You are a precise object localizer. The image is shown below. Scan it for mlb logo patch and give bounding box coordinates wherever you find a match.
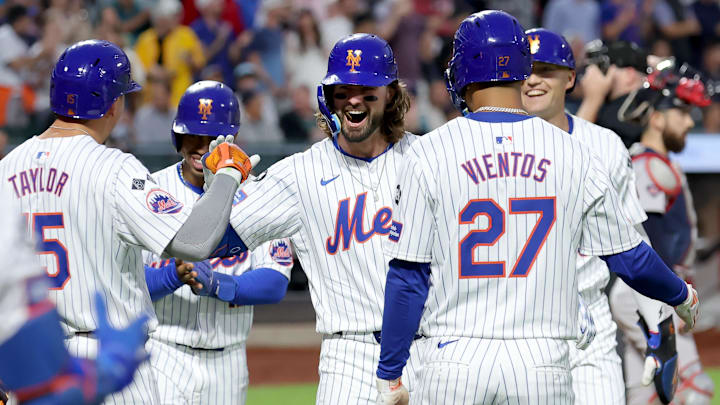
[132,178,145,190]
[269,240,293,266]
[35,151,50,160]
[146,189,184,214]
[389,221,403,242]
[233,190,247,206]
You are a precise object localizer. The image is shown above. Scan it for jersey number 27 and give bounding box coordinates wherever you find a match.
[459,197,555,278]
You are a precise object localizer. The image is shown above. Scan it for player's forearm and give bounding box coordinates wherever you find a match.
[601,241,687,306]
[144,261,184,301]
[575,95,604,123]
[230,268,289,305]
[165,173,238,261]
[377,259,430,381]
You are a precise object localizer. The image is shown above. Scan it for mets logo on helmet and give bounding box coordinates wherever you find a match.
[146,189,184,214]
[528,35,540,54]
[346,50,362,72]
[198,98,213,120]
[270,240,293,266]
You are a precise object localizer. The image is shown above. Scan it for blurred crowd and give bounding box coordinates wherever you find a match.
[0,0,719,156]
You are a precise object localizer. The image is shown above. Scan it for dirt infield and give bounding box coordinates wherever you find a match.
[248,347,320,385]
[248,328,720,385]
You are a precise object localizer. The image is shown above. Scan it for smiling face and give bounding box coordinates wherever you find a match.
[332,84,393,144]
[521,62,575,120]
[179,134,213,186]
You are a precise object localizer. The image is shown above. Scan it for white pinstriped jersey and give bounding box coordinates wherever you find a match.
[0,135,191,336]
[143,163,293,349]
[568,114,647,303]
[0,192,47,344]
[229,134,417,334]
[384,113,642,339]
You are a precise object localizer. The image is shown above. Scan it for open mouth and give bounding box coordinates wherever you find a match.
[344,110,368,128]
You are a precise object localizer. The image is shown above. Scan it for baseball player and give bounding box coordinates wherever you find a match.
[203,33,424,405]
[0,40,256,404]
[141,80,292,405]
[0,191,149,405]
[611,62,715,405]
[374,11,698,405]
[520,28,669,404]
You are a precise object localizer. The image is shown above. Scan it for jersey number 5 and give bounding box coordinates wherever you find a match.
[459,197,555,278]
[25,213,70,289]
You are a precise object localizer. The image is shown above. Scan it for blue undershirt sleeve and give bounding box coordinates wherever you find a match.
[231,268,289,305]
[601,241,688,306]
[144,259,184,301]
[377,259,431,381]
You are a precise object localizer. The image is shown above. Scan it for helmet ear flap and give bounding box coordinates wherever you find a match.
[317,85,341,136]
[444,67,468,115]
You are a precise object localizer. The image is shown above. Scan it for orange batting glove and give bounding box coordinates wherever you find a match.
[201,135,260,187]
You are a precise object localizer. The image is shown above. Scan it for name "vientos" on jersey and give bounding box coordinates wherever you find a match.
[461,152,551,184]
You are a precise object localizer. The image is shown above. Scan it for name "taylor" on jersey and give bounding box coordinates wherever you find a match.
[326,192,392,254]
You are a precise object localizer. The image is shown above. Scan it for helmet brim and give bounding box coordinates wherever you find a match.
[172,120,239,138]
[321,71,395,88]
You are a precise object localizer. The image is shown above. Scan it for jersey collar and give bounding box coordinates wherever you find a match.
[331,135,394,163]
[176,162,204,195]
[566,113,574,134]
[465,111,534,123]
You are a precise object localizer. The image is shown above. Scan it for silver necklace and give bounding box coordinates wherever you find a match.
[49,125,92,137]
[342,151,389,202]
[473,106,529,115]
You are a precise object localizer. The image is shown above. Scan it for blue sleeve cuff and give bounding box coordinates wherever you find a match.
[145,259,184,301]
[601,241,687,306]
[210,224,248,258]
[377,259,430,381]
[232,268,289,305]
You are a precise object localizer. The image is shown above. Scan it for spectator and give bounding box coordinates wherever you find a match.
[543,0,601,45]
[245,0,289,90]
[190,0,244,88]
[0,5,57,128]
[378,0,425,88]
[652,0,701,65]
[285,8,325,105]
[701,41,720,132]
[234,61,279,127]
[135,0,206,106]
[279,85,322,142]
[44,0,92,46]
[238,89,283,143]
[180,0,243,35]
[601,0,653,46]
[321,0,356,51]
[649,37,673,58]
[693,0,720,49]
[101,0,150,45]
[132,69,176,151]
[484,0,537,30]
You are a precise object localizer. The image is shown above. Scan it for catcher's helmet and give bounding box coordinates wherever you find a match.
[50,40,141,119]
[172,80,241,152]
[619,61,712,124]
[445,10,531,111]
[526,28,576,92]
[317,33,398,136]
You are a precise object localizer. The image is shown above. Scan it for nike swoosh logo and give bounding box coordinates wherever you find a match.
[437,339,459,349]
[320,174,340,186]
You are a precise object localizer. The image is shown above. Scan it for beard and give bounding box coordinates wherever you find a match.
[340,109,384,143]
[662,129,686,153]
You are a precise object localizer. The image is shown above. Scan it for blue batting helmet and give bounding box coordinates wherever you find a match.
[526,28,576,92]
[50,40,141,119]
[445,10,531,111]
[172,80,241,152]
[317,33,398,136]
